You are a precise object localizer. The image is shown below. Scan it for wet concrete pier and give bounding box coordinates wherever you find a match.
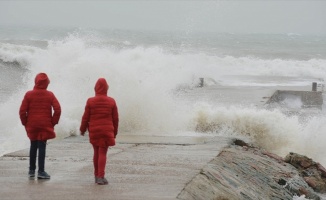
[0,135,232,200]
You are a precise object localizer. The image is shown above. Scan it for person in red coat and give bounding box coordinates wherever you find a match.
[19,73,61,179]
[80,78,119,185]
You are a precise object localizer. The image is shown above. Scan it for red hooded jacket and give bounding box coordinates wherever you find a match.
[80,78,119,147]
[19,73,61,141]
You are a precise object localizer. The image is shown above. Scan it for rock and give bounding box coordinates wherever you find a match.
[262,150,284,163]
[317,163,326,177]
[284,152,326,193]
[232,139,250,147]
[178,142,320,200]
[309,177,326,193]
[284,152,314,169]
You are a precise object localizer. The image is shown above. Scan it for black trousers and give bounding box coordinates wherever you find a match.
[29,140,47,172]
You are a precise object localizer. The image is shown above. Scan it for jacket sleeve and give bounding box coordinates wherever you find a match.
[51,94,61,126]
[19,93,29,126]
[112,100,119,137]
[80,100,90,133]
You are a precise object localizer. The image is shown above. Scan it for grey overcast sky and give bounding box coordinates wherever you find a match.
[0,1,326,35]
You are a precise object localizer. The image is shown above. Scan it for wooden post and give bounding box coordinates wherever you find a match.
[199,78,204,87]
[312,82,317,91]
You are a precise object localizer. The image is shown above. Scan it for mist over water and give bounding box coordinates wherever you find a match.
[1,29,326,168]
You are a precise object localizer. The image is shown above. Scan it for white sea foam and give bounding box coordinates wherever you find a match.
[191,103,326,164]
[1,34,326,167]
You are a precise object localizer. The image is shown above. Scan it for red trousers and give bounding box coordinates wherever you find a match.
[92,145,109,178]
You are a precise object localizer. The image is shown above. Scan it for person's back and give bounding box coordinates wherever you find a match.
[80,78,119,185]
[22,87,60,139]
[19,73,61,179]
[86,95,117,143]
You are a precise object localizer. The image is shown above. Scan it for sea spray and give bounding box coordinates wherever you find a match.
[191,103,302,155]
[191,102,326,166]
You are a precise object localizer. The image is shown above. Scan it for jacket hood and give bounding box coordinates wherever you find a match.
[34,73,50,89]
[95,78,108,95]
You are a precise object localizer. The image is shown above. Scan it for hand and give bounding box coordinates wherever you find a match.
[80,132,85,136]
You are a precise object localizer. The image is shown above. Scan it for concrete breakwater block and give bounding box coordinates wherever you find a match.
[266,90,323,110]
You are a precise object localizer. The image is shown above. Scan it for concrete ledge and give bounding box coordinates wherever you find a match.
[266,90,323,109]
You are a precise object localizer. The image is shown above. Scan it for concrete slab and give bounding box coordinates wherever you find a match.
[266,90,323,109]
[0,135,233,200]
